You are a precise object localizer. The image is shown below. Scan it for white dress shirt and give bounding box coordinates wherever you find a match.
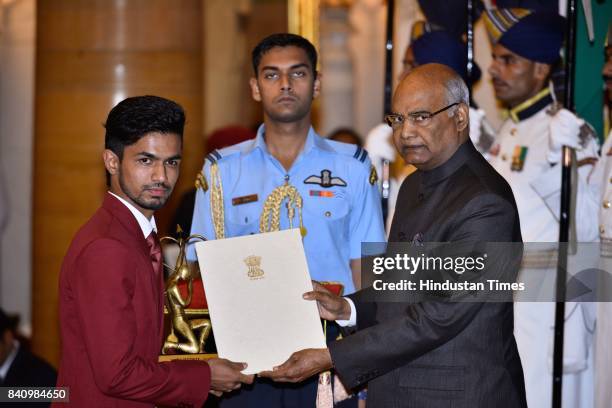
[108,192,157,239]
[0,340,19,381]
[336,298,357,327]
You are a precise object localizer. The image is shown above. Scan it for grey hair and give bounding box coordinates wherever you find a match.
[444,75,469,116]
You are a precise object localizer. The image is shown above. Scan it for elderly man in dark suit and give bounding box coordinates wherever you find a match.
[260,64,527,407]
[55,96,253,407]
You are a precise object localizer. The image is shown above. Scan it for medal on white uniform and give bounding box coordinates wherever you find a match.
[511,145,528,171]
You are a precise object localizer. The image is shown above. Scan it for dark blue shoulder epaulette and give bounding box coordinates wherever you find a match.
[352,146,368,163]
[205,149,222,164]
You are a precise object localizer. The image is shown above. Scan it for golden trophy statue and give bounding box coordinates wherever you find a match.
[158,226,216,362]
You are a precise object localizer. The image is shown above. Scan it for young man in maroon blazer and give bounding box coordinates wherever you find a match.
[55,95,253,407]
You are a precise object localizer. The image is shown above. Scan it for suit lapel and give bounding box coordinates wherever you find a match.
[102,193,149,254]
[103,193,165,342]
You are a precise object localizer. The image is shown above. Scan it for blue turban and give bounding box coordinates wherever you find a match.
[484,9,566,64]
[411,30,482,84]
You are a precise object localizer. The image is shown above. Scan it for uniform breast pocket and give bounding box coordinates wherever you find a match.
[303,195,350,238]
[225,203,261,236]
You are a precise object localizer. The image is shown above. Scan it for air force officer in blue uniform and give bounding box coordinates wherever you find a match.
[188,33,385,407]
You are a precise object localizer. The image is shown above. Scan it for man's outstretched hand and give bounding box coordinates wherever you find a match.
[259,348,333,383]
[208,358,254,395]
[303,281,351,321]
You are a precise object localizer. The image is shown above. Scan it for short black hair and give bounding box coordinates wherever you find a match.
[104,95,185,185]
[0,308,18,334]
[252,33,318,76]
[328,127,363,147]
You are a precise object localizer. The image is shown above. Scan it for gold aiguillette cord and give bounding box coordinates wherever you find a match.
[259,181,306,237]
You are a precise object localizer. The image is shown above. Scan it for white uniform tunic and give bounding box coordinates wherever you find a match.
[591,130,612,408]
[489,91,599,408]
[596,132,612,248]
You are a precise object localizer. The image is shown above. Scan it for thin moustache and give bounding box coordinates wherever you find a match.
[145,185,170,192]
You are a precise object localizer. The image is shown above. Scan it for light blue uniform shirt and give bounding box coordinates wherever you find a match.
[188,125,386,294]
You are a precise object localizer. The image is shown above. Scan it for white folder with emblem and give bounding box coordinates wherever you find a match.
[194,228,326,374]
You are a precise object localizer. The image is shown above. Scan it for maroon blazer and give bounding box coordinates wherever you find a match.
[55,193,210,407]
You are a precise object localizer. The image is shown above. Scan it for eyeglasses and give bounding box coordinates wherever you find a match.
[385,102,460,129]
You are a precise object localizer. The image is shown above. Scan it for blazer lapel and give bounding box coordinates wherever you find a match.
[103,193,165,342]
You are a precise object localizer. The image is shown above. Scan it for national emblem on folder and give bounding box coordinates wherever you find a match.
[244,255,265,280]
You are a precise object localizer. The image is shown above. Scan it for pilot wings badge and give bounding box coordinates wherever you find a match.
[303,169,347,188]
[244,255,265,280]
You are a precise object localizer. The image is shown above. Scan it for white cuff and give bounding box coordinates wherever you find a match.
[336,297,357,327]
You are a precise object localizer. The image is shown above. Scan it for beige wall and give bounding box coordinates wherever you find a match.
[203,0,288,138]
[203,0,251,134]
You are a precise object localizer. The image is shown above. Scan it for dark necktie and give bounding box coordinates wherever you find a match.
[146,231,165,337]
[146,231,162,275]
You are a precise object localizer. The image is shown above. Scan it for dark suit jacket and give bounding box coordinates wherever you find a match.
[329,141,527,408]
[55,193,210,408]
[1,345,57,407]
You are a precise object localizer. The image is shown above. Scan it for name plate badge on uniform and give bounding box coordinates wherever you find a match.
[194,229,326,374]
[232,194,259,206]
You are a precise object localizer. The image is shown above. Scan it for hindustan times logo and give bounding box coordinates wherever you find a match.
[372,253,487,275]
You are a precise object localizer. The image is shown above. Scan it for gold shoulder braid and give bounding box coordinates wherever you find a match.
[209,162,225,239]
[259,182,307,237]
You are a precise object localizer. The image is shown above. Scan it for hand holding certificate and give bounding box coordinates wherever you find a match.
[195,229,327,375]
[259,282,349,383]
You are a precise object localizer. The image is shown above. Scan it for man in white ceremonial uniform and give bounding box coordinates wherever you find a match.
[591,25,612,408]
[484,8,600,408]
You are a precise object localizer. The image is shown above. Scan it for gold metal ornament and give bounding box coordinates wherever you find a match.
[159,226,213,359]
[369,165,378,185]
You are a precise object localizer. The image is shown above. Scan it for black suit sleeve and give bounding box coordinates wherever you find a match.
[329,193,520,389]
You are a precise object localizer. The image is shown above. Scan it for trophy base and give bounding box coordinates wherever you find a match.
[158,353,217,362]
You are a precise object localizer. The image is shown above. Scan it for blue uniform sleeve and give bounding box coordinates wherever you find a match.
[349,156,386,259]
[187,159,216,261]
